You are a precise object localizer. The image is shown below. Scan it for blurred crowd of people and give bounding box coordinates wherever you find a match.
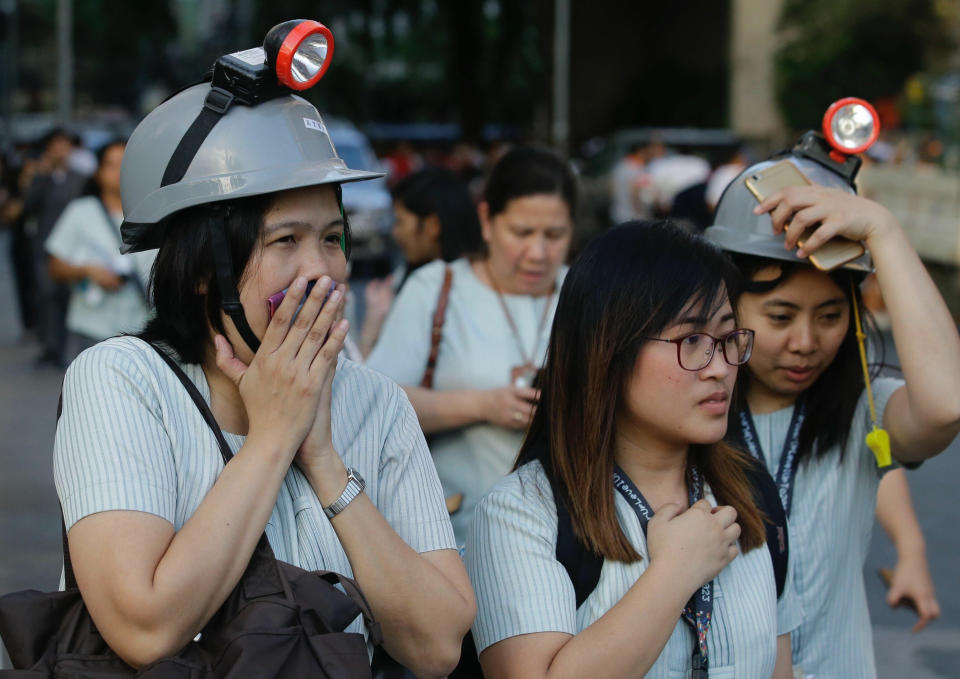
[0,130,152,368]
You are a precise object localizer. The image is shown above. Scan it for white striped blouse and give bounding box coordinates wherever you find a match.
[53,336,457,639]
[466,460,802,678]
[750,376,902,679]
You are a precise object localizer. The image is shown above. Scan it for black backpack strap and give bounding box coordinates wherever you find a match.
[554,496,603,609]
[554,457,788,606]
[531,434,604,609]
[743,459,789,599]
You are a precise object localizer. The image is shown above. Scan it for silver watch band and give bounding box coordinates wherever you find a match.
[323,467,365,519]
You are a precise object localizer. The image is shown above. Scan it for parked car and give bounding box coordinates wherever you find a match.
[325,118,396,279]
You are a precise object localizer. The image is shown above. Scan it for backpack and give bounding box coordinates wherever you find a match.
[551,456,789,608]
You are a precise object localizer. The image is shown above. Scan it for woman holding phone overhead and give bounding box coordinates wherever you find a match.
[704,133,960,678]
[367,146,575,544]
[466,221,799,679]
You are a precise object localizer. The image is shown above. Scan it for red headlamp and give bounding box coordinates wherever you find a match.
[822,97,880,156]
[265,20,335,91]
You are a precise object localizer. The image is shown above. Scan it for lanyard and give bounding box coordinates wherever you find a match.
[613,464,712,679]
[736,398,806,516]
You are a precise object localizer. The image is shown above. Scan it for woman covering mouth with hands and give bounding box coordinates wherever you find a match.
[52,74,474,677]
[465,221,800,679]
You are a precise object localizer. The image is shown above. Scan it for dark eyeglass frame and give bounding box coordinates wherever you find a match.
[644,328,755,371]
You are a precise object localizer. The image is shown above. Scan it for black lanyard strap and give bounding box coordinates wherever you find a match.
[737,398,806,516]
[613,464,712,679]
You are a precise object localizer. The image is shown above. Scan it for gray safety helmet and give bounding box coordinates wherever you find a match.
[119,82,383,253]
[704,154,872,272]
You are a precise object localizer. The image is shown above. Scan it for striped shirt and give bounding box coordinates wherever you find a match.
[749,377,902,679]
[367,257,565,545]
[53,336,456,639]
[466,460,802,678]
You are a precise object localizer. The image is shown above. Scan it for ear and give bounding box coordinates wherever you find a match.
[478,201,492,244]
[423,213,441,243]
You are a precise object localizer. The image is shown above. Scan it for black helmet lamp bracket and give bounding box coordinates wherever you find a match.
[791,131,862,190]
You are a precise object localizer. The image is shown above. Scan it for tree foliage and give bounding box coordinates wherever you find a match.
[774,0,952,129]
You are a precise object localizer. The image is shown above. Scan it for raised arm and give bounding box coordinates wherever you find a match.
[757,187,960,461]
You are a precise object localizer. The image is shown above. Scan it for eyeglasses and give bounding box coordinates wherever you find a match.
[644,329,755,371]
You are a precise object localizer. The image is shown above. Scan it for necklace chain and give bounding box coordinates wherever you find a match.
[483,259,554,367]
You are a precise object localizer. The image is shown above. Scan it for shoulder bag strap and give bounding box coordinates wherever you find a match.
[420,265,453,389]
[56,392,80,590]
[146,342,234,466]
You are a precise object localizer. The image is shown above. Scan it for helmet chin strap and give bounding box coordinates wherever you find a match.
[209,210,262,355]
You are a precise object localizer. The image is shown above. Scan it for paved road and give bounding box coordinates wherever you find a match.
[1,337,958,674]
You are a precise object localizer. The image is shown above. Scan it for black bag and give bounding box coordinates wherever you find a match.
[0,342,380,678]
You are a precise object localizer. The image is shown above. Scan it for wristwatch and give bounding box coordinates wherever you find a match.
[323,467,365,519]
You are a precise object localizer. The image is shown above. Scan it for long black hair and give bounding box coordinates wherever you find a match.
[516,220,765,561]
[391,167,483,262]
[726,255,883,463]
[137,196,271,364]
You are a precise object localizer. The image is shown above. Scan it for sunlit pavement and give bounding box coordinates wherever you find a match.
[0,337,957,675]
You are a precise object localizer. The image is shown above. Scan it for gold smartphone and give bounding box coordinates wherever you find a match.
[744,160,865,271]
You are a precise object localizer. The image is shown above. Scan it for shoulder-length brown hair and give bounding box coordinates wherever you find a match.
[516,221,765,562]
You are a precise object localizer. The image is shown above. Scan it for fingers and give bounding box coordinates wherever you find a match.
[301,285,345,362]
[513,386,540,403]
[285,276,338,356]
[652,502,683,521]
[912,596,941,633]
[690,498,713,513]
[711,504,738,528]
[309,317,349,375]
[214,334,248,385]
[260,276,308,352]
[794,218,843,257]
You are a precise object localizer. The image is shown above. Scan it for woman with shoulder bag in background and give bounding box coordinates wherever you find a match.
[367,146,575,545]
[353,166,483,360]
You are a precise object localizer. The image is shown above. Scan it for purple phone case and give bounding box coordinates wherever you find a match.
[266,280,337,323]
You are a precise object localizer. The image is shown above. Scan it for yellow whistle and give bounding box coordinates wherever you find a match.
[866,427,892,468]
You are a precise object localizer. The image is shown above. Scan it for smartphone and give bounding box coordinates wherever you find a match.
[744,160,865,272]
[266,280,336,323]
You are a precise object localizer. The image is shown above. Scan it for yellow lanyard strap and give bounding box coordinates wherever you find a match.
[851,279,892,468]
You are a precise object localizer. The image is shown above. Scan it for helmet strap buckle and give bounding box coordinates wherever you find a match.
[204,87,235,115]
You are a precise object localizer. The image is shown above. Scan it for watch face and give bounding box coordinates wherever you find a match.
[348,467,365,487]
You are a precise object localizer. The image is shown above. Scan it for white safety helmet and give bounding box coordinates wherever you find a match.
[119,19,384,352]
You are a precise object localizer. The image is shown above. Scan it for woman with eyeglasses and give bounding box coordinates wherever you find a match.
[465,221,799,679]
